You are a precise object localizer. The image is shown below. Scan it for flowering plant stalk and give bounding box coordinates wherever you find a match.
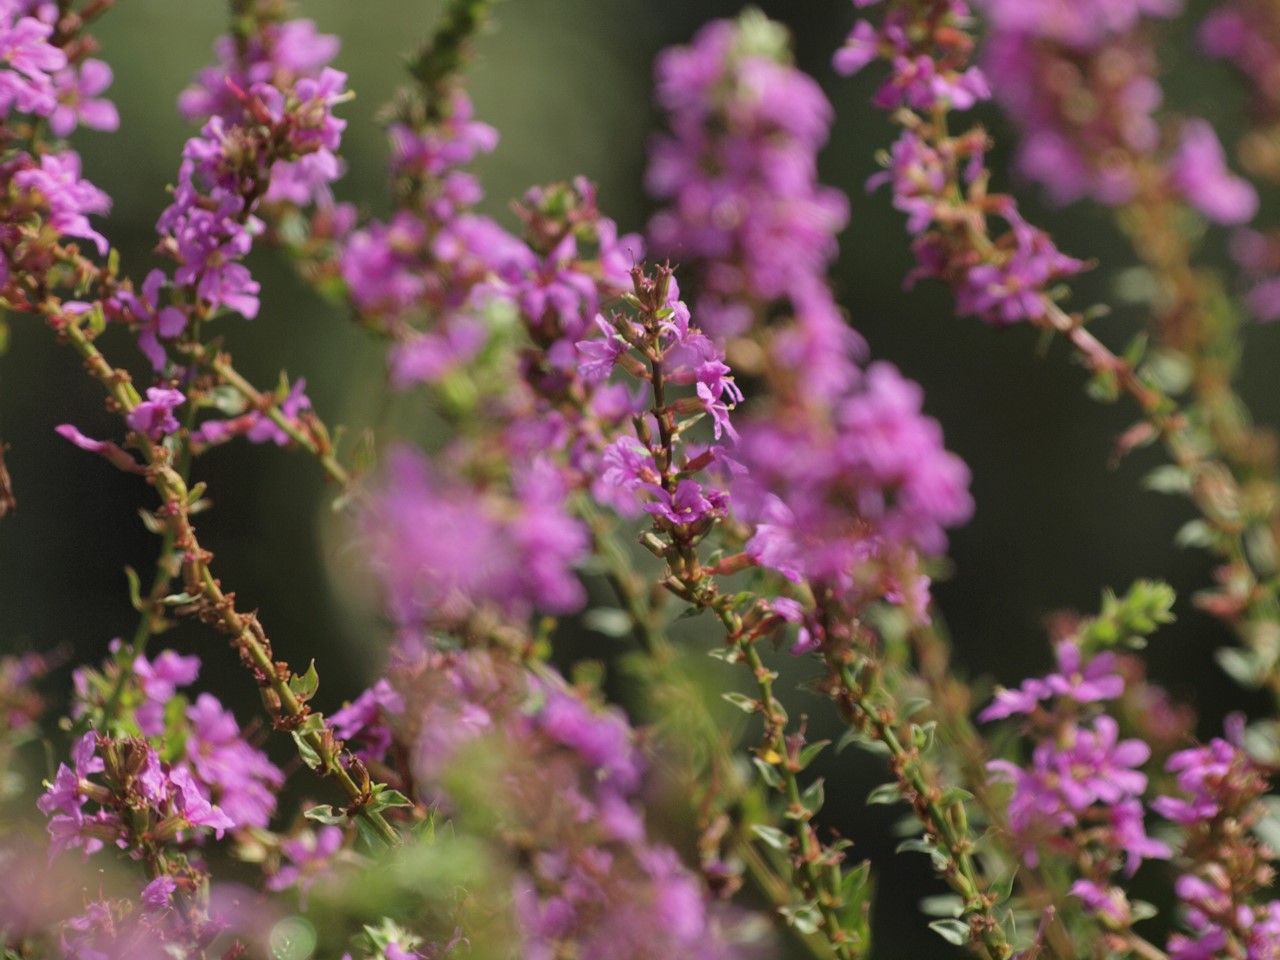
[8,1,1280,958]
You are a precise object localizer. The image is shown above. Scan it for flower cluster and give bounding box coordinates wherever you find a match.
[60,648,283,846]
[1200,1,1280,127]
[645,13,850,341]
[361,447,589,630]
[644,15,972,626]
[836,4,1089,327]
[983,636,1170,893]
[732,362,972,622]
[332,639,739,960]
[38,730,235,860]
[573,266,739,533]
[102,17,347,377]
[1152,716,1280,958]
[975,0,1259,223]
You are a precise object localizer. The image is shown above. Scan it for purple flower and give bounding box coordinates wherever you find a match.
[362,447,588,628]
[13,150,111,254]
[266,825,343,908]
[948,215,1087,326]
[644,478,727,528]
[113,269,188,369]
[342,215,428,312]
[536,687,643,795]
[979,640,1124,720]
[125,387,185,441]
[185,693,283,831]
[244,378,311,446]
[0,4,64,117]
[133,648,200,736]
[1070,879,1131,925]
[647,15,850,340]
[330,678,404,763]
[1152,714,1268,825]
[49,58,119,136]
[1108,797,1170,875]
[575,314,629,382]
[734,362,972,611]
[593,436,659,517]
[1168,119,1259,226]
[178,17,340,125]
[976,0,1181,49]
[1052,716,1149,811]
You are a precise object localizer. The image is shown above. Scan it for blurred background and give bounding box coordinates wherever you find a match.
[0,0,1269,954]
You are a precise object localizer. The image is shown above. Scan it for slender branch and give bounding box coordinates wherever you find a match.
[48,309,399,847]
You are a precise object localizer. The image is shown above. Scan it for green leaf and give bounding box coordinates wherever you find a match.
[1130,900,1158,923]
[928,918,970,946]
[751,824,792,852]
[1143,465,1190,495]
[354,813,392,855]
[1176,519,1213,548]
[988,867,1018,905]
[186,482,208,506]
[288,660,320,703]
[866,782,903,806]
[911,721,937,752]
[836,726,869,754]
[368,786,413,814]
[897,837,949,871]
[779,903,823,936]
[124,566,144,612]
[1086,368,1119,403]
[800,777,825,815]
[722,691,759,714]
[161,591,200,606]
[899,697,931,720]
[939,786,974,806]
[857,736,893,757]
[751,757,782,789]
[796,739,831,771]
[582,608,633,638]
[303,804,346,825]
[1216,646,1263,688]
[291,729,323,770]
[919,894,964,918]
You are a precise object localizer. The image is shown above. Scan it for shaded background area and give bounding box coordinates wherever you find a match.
[0,0,1271,955]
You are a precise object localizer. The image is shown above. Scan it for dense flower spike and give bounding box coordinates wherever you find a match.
[1201,1,1280,154]
[975,0,1261,223]
[836,6,1089,327]
[733,362,971,619]
[646,13,850,340]
[361,446,588,629]
[336,639,740,960]
[973,0,1177,206]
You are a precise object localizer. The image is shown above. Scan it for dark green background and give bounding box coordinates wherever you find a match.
[0,1,1269,954]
